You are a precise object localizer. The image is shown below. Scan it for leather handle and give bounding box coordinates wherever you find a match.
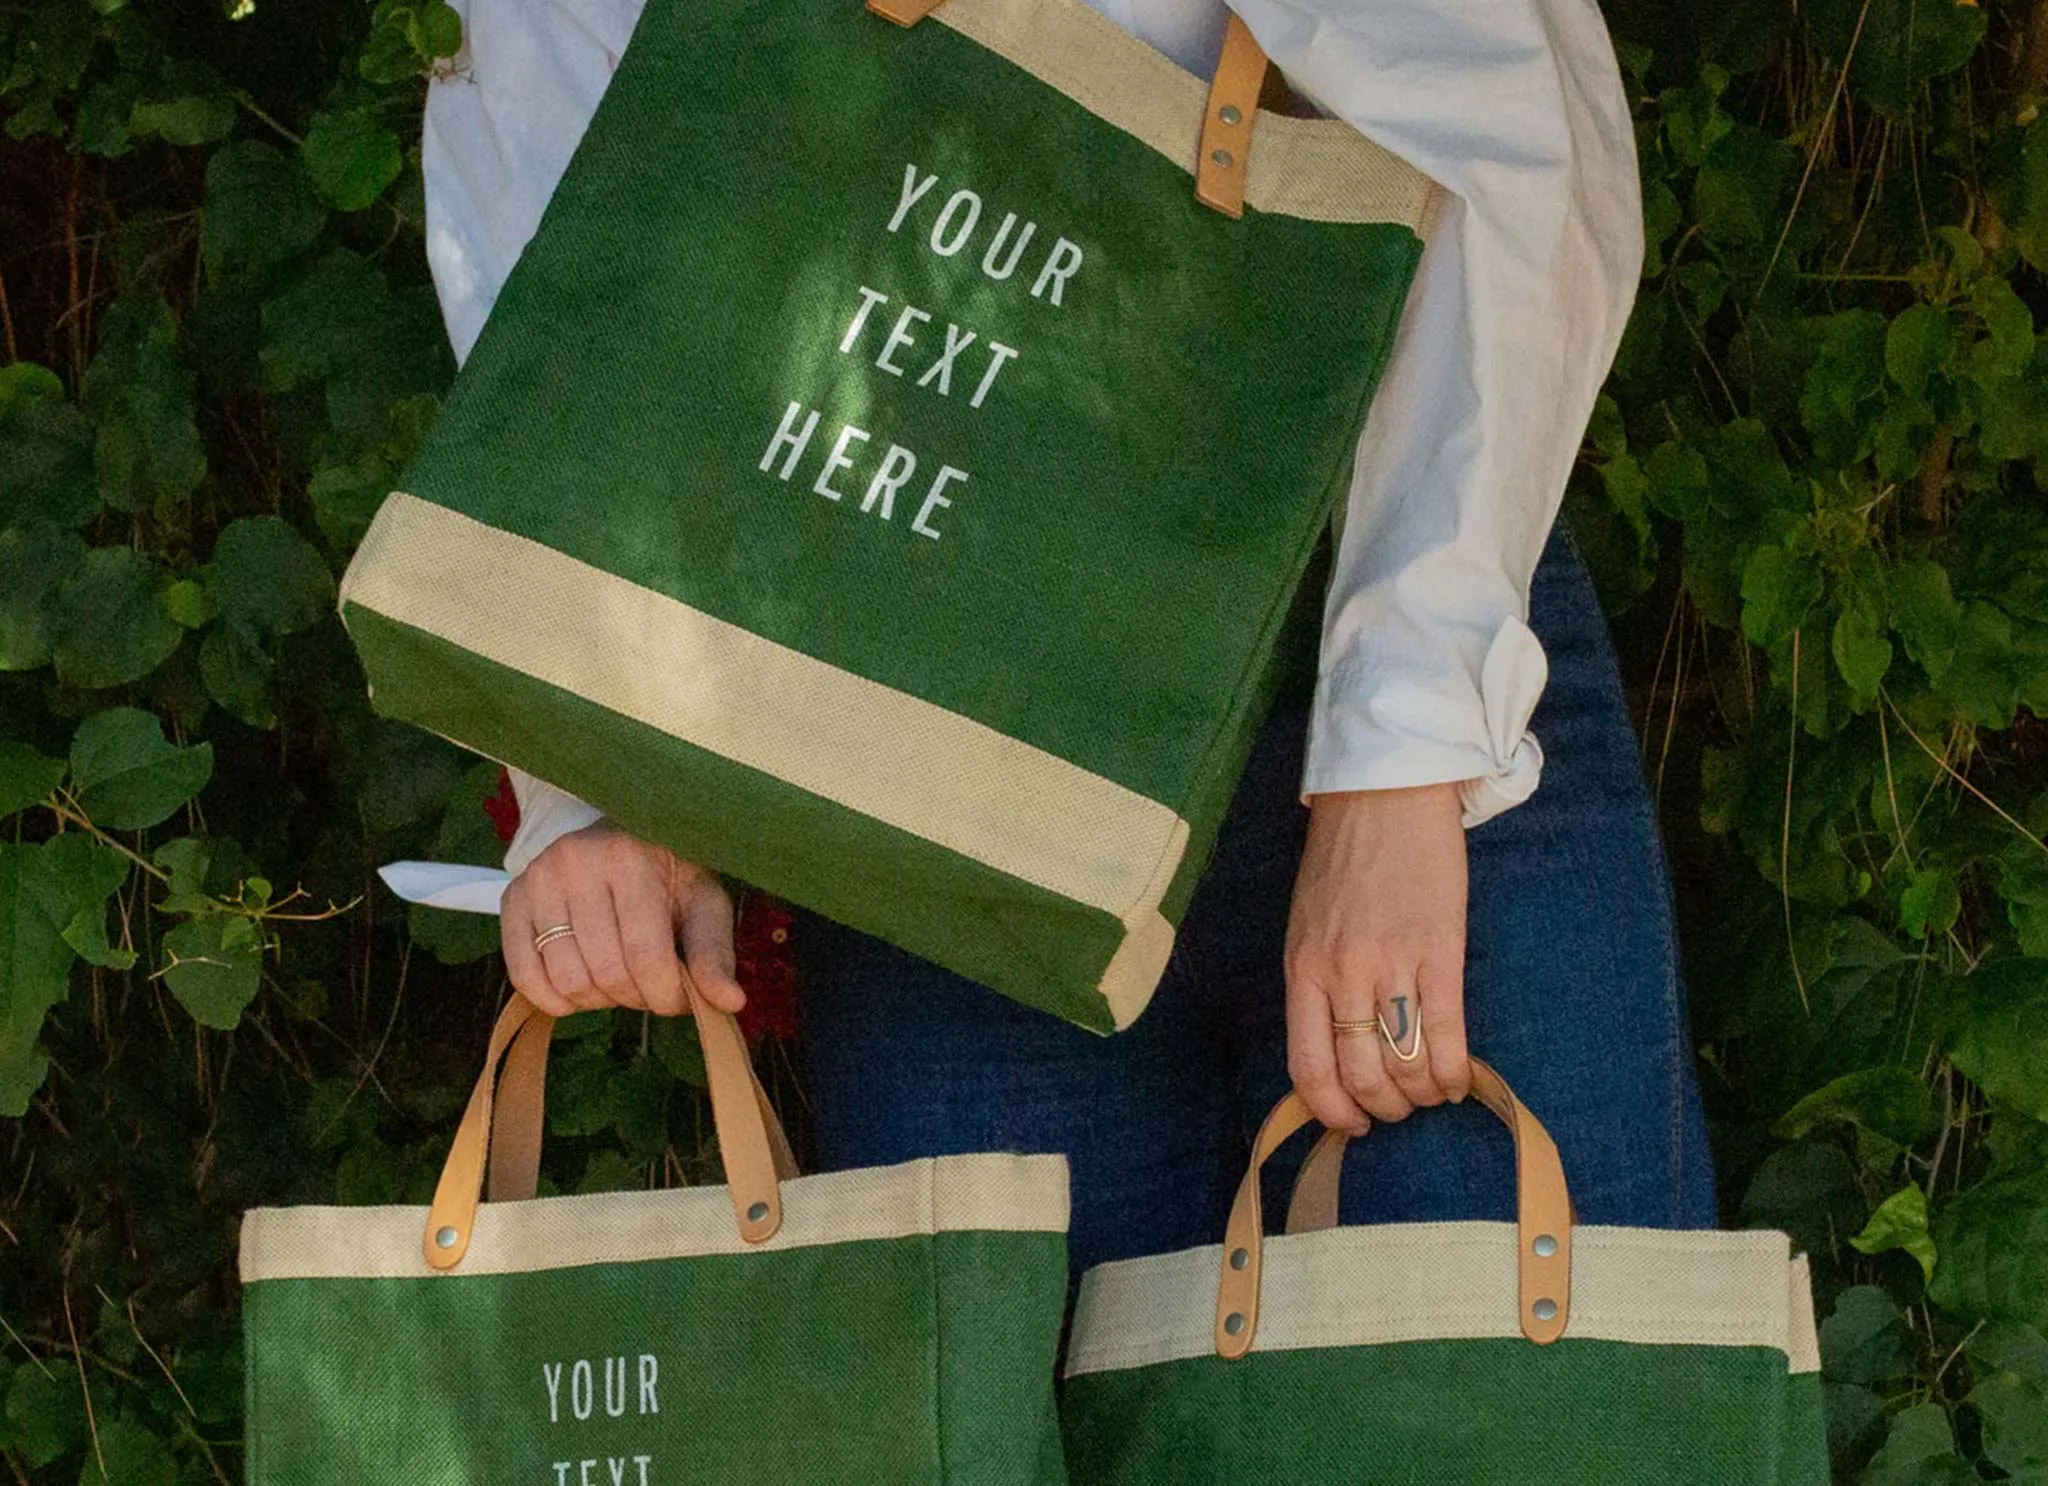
[1214,1060,1575,1358]
[423,981,796,1271]
[865,0,1268,216]
[1194,15,1268,217]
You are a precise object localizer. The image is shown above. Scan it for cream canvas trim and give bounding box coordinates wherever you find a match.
[1064,1222,1822,1378]
[341,496,1187,991]
[241,1153,1067,1282]
[931,0,1441,229]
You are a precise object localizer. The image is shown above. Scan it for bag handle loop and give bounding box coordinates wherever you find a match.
[1213,1060,1574,1359]
[422,978,797,1271]
[865,0,1269,216]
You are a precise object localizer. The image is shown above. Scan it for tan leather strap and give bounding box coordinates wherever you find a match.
[482,1006,797,1205]
[424,995,544,1269]
[1216,1060,1575,1357]
[1194,15,1269,218]
[486,1005,554,1202]
[423,985,793,1269]
[865,0,1268,216]
[867,0,947,25]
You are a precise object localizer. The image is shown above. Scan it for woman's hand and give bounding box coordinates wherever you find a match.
[498,823,746,1019]
[1284,782,1472,1133]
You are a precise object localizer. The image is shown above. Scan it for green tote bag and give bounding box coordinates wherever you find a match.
[337,0,1438,1033]
[239,989,1071,1484]
[1060,1064,1829,1485]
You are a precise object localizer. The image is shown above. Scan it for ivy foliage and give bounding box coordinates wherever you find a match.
[0,0,2046,1481]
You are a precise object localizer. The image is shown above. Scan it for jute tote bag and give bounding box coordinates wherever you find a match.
[336,0,1439,1033]
[239,990,1071,1484]
[1061,1064,1829,1484]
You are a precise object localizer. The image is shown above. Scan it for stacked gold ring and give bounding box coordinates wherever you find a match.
[1331,1017,1381,1038]
[532,923,576,952]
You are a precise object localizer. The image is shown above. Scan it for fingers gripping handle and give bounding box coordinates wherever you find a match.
[1214,1060,1574,1358]
[422,984,793,1271]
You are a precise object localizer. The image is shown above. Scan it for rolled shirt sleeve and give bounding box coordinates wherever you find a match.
[1231,0,1643,826]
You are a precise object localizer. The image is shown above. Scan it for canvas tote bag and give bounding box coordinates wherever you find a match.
[336,0,1440,1033]
[1060,1063,1829,1484]
[239,987,1071,1483]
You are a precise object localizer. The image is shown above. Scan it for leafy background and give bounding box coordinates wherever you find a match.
[2,0,2046,1479]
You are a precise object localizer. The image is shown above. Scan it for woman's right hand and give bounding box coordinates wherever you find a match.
[498,823,747,1019]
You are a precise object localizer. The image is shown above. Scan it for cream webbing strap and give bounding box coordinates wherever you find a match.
[1214,1060,1576,1357]
[865,0,1270,216]
[423,989,796,1271]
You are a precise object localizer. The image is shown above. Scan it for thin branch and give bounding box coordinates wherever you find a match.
[1881,689,2048,854]
[60,1289,105,1482]
[1783,630,1811,1013]
[1759,0,1874,303]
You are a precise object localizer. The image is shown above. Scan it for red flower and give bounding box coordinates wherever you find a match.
[484,767,521,844]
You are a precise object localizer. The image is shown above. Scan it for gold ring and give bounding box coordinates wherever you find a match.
[1382,1020,1426,1063]
[1331,1017,1380,1038]
[533,923,576,952]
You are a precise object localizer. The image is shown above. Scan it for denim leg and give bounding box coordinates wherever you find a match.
[1230,529,1718,1229]
[793,915,1233,1276]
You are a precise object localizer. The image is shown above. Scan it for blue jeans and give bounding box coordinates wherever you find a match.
[794,530,1716,1276]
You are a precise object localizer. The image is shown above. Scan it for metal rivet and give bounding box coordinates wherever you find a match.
[434,1226,459,1249]
[747,1201,770,1224]
[1223,1312,1246,1336]
[1533,1233,1558,1258]
[1229,1247,1250,1271]
[1218,104,1242,126]
[1210,148,1234,168]
[1532,1298,1558,1322]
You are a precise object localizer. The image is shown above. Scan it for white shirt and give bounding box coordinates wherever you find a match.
[418,0,1641,876]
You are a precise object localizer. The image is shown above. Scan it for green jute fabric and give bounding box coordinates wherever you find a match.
[339,0,1427,1029]
[242,1226,1069,1484]
[1060,1337,1829,1485]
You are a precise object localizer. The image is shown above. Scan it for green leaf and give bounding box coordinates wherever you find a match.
[152,837,211,915]
[160,576,215,630]
[212,515,335,638]
[1940,601,2021,728]
[3,1359,86,1469]
[1801,310,1887,465]
[302,110,403,211]
[202,141,327,281]
[50,548,184,689]
[649,1014,708,1087]
[1972,1366,2048,1476]
[407,761,505,963]
[547,1033,620,1137]
[360,0,463,83]
[1742,541,1823,648]
[0,374,98,529]
[1831,604,1892,709]
[1808,0,1986,118]
[1693,124,1793,247]
[32,835,132,972]
[80,297,207,512]
[2003,858,2048,960]
[1890,560,1960,682]
[1885,303,1953,398]
[160,915,262,1029]
[0,843,77,1117]
[1949,960,2048,1123]
[1742,1141,1869,1258]
[1850,1184,1938,1282]
[1930,1165,2048,1329]
[1819,1285,1911,1385]
[1970,277,2035,383]
[1899,865,1961,942]
[1857,1403,1973,1485]
[75,1411,177,1484]
[0,742,64,819]
[199,621,276,728]
[0,524,86,671]
[1776,1067,1934,1146]
[128,93,235,147]
[70,707,213,831]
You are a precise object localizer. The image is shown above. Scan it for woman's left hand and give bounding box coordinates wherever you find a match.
[1284,781,1473,1133]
